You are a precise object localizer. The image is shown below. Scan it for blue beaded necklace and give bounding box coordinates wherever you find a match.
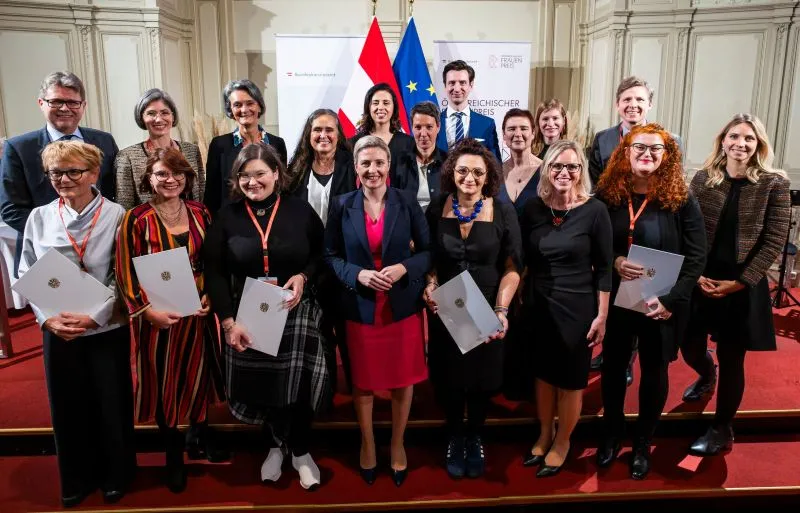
[452,194,484,223]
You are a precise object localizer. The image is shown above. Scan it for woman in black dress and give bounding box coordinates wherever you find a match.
[348,83,414,179]
[594,124,706,480]
[520,140,613,477]
[681,114,790,454]
[424,138,523,480]
[204,143,330,490]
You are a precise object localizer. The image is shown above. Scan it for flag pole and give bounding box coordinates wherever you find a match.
[372,0,377,16]
[409,0,414,16]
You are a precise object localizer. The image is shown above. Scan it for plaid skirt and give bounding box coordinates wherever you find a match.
[225,296,331,425]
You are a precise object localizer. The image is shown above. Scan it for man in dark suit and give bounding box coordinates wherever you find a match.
[436,60,501,162]
[588,76,683,186]
[0,71,118,275]
[392,101,447,210]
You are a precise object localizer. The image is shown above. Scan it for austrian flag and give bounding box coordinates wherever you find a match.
[338,18,410,137]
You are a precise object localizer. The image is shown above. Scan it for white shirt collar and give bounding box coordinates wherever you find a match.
[46,124,84,143]
[446,105,471,120]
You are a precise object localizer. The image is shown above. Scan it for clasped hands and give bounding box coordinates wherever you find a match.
[357,264,407,291]
[698,276,744,298]
[44,312,99,341]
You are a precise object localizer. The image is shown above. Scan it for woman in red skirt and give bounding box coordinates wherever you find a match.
[325,135,431,487]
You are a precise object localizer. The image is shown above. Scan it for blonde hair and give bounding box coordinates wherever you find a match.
[702,113,787,187]
[41,140,103,172]
[537,139,592,204]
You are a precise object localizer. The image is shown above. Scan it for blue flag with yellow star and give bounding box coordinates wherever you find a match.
[392,17,438,129]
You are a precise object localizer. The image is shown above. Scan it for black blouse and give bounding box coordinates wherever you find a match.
[706,176,747,280]
[204,193,324,320]
[521,197,613,295]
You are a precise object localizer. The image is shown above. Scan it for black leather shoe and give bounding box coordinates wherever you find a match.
[626,363,634,387]
[166,434,188,493]
[187,424,231,463]
[102,489,125,504]
[590,353,603,371]
[682,367,718,402]
[391,468,408,487]
[522,448,546,467]
[359,466,377,485]
[166,463,188,493]
[445,436,466,479]
[465,435,486,478]
[630,441,651,480]
[536,446,570,478]
[689,425,733,455]
[596,437,621,468]
[61,491,90,508]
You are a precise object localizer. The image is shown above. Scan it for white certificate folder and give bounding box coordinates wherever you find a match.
[12,248,113,319]
[235,277,292,356]
[614,245,685,313]
[132,247,201,317]
[431,270,502,354]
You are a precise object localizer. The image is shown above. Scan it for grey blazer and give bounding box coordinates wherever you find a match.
[588,123,684,187]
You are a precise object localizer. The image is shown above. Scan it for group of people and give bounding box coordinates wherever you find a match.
[0,61,789,507]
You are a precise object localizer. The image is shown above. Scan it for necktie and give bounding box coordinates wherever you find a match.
[454,112,465,143]
[58,134,76,142]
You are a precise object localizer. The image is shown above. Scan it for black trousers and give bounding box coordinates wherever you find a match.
[601,308,670,441]
[43,326,136,496]
[681,320,747,428]
[439,388,493,438]
[263,402,315,456]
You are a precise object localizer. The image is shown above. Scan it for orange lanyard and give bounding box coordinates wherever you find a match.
[245,196,281,276]
[58,197,105,272]
[627,197,648,250]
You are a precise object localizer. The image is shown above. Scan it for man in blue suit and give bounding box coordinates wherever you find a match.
[0,71,118,275]
[436,60,502,162]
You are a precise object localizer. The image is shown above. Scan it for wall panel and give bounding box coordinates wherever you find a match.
[0,30,70,137]
[102,33,144,148]
[629,35,666,126]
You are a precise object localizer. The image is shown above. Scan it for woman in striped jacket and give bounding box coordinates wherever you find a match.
[115,148,226,493]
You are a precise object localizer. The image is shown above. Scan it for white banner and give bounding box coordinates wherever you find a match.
[433,41,532,161]
[275,35,365,159]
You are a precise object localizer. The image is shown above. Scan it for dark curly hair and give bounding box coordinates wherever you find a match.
[595,123,687,212]
[440,138,501,198]
[356,83,403,135]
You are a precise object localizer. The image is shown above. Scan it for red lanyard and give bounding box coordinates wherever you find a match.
[245,196,281,275]
[58,197,105,272]
[627,197,649,250]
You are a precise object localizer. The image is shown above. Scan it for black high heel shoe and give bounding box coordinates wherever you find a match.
[522,446,549,467]
[359,466,377,485]
[390,467,408,487]
[536,445,571,478]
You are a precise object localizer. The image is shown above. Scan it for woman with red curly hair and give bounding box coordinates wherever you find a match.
[594,124,706,480]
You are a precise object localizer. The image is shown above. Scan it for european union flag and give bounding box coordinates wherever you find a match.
[393,17,438,128]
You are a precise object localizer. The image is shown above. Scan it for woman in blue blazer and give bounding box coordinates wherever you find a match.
[324,136,431,487]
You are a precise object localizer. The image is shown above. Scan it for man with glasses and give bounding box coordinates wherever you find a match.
[0,71,118,275]
[587,76,683,380]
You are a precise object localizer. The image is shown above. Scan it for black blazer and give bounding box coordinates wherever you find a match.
[391,148,447,206]
[203,131,287,215]
[291,149,356,202]
[602,193,707,359]
[324,187,431,323]
[0,126,118,274]
[349,131,415,180]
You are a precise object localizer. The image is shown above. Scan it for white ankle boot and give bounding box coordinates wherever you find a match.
[260,447,286,482]
[292,453,321,490]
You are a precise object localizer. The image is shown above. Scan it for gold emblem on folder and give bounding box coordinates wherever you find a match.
[48,278,60,289]
[646,268,656,279]
[161,271,171,282]
[454,298,465,308]
[260,302,270,313]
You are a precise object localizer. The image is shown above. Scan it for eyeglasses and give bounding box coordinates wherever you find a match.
[47,168,87,181]
[43,98,84,110]
[454,166,487,179]
[630,143,665,155]
[152,171,186,182]
[143,109,173,119]
[237,171,272,181]
[549,163,582,174]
